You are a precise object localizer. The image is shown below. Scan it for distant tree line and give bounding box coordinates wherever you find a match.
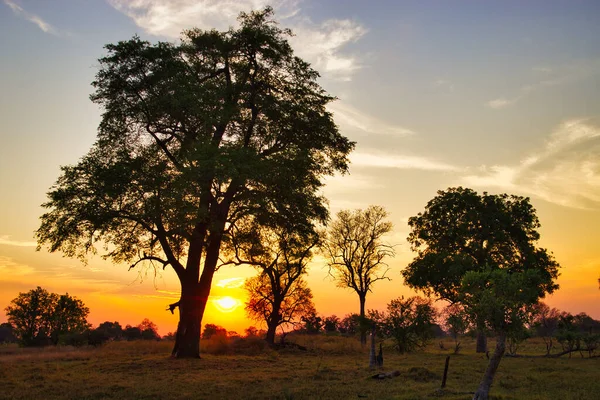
[2,287,160,347]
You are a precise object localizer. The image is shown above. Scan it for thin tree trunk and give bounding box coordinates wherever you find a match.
[369,325,377,368]
[359,294,367,346]
[472,334,506,400]
[476,329,487,353]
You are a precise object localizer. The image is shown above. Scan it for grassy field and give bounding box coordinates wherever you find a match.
[0,336,598,400]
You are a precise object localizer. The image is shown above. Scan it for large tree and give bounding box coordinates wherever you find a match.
[323,205,395,345]
[402,187,555,352]
[36,8,354,358]
[402,187,559,399]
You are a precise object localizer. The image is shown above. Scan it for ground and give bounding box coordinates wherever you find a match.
[0,336,598,399]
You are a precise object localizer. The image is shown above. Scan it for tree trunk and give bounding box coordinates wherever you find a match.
[369,325,377,368]
[476,329,487,353]
[472,334,506,400]
[359,294,367,346]
[265,303,281,346]
[171,282,209,358]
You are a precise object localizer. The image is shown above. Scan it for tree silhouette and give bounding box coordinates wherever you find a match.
[35,7,353,358]
[323,205,394,345]
[5,287,89,346]
[226,218,319,345]
[402,187,559,400]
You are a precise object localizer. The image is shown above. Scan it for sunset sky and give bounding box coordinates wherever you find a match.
[1,0,599,336]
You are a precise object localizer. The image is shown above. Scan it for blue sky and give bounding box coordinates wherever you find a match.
[1,0,599,333]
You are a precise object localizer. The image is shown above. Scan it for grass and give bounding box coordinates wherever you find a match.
[0,336,598,400]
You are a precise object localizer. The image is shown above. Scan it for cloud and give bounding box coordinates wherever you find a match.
[487,98,514,109]
[0,256,36,276]
[289,18,366,80]
[461,119,600,208]
[486,60,600,110]
[0,235,36,247]
[351,152,462,172]
[328,102,415,136]
[107,0,366,80]
[215,277,246,289]
[4,0,59,35]
[432,79,455,92]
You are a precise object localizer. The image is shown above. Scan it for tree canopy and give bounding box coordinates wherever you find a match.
[5,287,89,346]
[403,187,558,303]
[402,187,560,400]
[35,7,353,358]
[323,205,395,344]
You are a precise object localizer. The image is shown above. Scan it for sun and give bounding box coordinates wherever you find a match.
[214,296,241,313]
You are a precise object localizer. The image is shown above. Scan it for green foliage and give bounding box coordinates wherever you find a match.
[34,7,354,356]
[403,187,560,303]
[556,312,600,357]
[531,302,560,355]
[443,304,471,353]
[5,287,89,346]
[36,6,353,271]
[371,296,437,353]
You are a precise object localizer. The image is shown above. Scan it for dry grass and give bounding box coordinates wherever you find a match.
[0,336,598,400]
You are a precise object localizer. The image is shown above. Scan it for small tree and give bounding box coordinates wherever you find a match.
[51,294,90,345]
[460,269,558,400]
[531,302,560,355]
[338,314,361,335]
[123,325,143,341]
[138,318,160,340]
[245,275,315,344]
[323,205,395,345]
[443,304,470,354]
[202,324,227,339]
[378,296,437,353]
[301,312,323,334]
[324,315,340,333]
[227,219,319,345]
[5,287,89,346]
[0,322,17,344]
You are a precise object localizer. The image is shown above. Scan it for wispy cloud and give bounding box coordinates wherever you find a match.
[351,152,462,172]
[289,18,366,80]
[4,0,59,35]
[432,79,455,92]
[0,256,36,276]
[486,60,600,110]
[0,235,36,247]
[461,119,600,208]
[328,102,415,136]
[107,0,366,80]
[487,98,514,109]
[215,277,246,289]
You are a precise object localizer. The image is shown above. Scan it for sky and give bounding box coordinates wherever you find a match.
[1,0,599,335]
